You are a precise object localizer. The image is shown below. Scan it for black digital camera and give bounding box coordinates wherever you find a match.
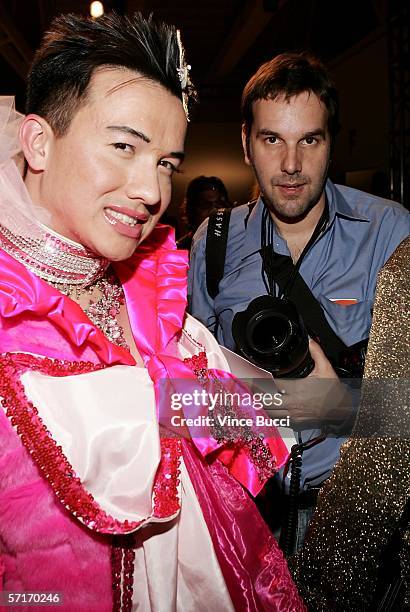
[232,295,367,379]
[232,295,314,378]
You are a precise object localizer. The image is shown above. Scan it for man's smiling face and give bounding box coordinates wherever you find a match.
[24,67,187,261]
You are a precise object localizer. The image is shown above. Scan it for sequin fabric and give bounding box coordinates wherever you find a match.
[0,222,129,350]
[77,272,129,351]
[52,270,130,351]
[184,350,277,484]
[0,352,182,532]
[291,237,410,610]
[111,536,136,612]
[153,439,182,517]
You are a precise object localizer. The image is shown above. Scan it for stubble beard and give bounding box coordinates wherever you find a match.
[258,173,328,222]
[264,188,318,221]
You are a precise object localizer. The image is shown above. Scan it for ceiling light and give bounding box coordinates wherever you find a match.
[90,1,104,18]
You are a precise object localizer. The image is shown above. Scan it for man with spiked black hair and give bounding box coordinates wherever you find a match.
[0,12,305,612]
[26,12,196,135]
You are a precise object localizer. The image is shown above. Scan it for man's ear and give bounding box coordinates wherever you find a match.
[241,124,251,166]
[19,114,54,172]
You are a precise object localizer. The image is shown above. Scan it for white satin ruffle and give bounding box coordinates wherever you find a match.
[19,314,230,525]
[178,313,230,368]
[133,459,234,612]
[21,364,162,524]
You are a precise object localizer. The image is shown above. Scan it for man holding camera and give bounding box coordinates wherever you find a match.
[187,52,410,550]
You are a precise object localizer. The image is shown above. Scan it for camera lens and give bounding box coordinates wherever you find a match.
[232,295,314,378]
[246,311,291,354]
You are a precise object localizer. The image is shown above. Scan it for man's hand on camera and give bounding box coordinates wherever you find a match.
[272,339,354,431]
[307,338,339,379]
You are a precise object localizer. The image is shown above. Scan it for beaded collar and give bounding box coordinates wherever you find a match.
[0,221,109,288]
[0,222,132,350]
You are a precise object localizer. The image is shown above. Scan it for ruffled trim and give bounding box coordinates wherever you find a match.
[183,351,287,496]
[0,352,182,535]
[115,224,189,359]
[0,248,133,365]
[0,226,286,499]
[0,225,188,365]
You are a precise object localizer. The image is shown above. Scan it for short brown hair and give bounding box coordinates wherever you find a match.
[242,52,339,144]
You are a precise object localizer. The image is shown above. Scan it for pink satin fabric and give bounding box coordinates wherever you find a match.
[183,442,306,611]
[0,224,287,495]
[0,224,304,609]
[0,225,185,366]
[0,251,133,366]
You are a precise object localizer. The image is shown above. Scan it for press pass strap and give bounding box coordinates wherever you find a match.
[205,208,231,299]
[279,443,303,557]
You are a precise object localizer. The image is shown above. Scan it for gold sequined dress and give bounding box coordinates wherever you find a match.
[291,236,410,610]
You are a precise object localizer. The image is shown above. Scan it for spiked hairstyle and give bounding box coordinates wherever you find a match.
[26,12,196,135]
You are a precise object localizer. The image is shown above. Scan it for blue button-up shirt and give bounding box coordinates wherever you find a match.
[188,180,410,488]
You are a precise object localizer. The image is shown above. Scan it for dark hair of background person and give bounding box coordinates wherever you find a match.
[177,175,232,251]
[182,175,231,231]
[26,12,197,136]
[159,211,180,235]
[249,182,260,202]
[241,51,339,151]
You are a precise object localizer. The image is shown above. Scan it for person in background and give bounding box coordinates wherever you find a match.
[177,175,232,250]
[188,51,410,551]
[0,12,305,611]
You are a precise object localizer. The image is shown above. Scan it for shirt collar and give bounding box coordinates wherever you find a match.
[242,198,265,259]
[325,179,370,222]
[242,179,369,259]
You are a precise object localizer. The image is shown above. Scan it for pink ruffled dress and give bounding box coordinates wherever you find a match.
[0,224,305,611]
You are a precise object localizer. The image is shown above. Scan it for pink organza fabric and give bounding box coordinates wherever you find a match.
[184,442,305,611]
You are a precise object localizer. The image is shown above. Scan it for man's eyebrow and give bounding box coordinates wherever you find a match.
[258,129,280,137]
[106,125,150,143]
[257,128,327,139]
[106,125,185,160]
[168,151,185,162]
[302,129,327,139]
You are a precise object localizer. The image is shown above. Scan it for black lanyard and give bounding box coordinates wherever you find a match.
[260,200,329,299]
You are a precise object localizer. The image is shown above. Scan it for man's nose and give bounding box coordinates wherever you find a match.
[125,166,161,207]
[281,145,302,175]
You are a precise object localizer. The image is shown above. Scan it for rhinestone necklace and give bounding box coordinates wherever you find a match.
[58,271,129,350]
[0,222,129,350]
[0,222,109,286]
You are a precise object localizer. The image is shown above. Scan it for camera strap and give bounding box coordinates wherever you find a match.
[205,200,348,359]
[206,201,257,299]
[205,208,232,300]
[266,251,347,359]
[261,202,348,359]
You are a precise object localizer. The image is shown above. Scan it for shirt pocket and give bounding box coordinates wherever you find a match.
[319,297,373,346]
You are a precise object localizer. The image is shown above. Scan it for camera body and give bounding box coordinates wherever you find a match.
[232,295,367,378]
